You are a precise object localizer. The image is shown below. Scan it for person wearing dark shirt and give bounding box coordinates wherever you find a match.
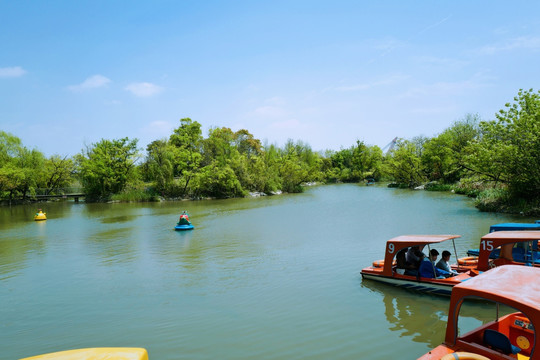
[419,249,450,279]
[396,248,419,275]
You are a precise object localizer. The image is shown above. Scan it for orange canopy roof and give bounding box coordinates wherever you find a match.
[476,230,540,271]
[451,265,540,310]
[387,234,461,245]
[481,230,540,242]
[381,235,461,275]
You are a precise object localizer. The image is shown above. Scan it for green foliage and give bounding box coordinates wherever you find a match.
[325,141,383,183]
[142,139,175,194]
[169,118,203,195]
[474,188,511,212]
[77,137,140,201]
[424,182,452,191]
[191,161,244,198]
[2,88,539,214]
[0,131,46,201]
[422,114,480,183]
[39,155,75,194]
[110,181,158,202]
[467,89,540,201]
[384,139,425,188]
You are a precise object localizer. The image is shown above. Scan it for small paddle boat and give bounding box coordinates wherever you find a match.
[174,211,194,231]
[34,209,47,221]
[417,265,540,360]
[465,221,540,263]
[453,231,540,272]
[19,347,148,360]
[361,235,476,296]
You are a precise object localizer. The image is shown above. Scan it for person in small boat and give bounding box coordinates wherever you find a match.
[178,211,191,225]
[406,246,423,267]
[419,249,451,279]
[396,248,419,276]
[436,250,458,277]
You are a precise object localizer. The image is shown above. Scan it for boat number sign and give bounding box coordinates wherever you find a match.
[387,243,395,253]
[480,240,494,251]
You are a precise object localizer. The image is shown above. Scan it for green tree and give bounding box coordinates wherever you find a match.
[278,140,311,192]
[169,118,203,195]
[422,114,480,183]
[77,137,140,201]
[191,160,244,198]
[39,155,75,194]
[143,139,175,194]
[385,139,425,188]
[324,142,383,183]
[0,131,45,201]
[467,89,540,199]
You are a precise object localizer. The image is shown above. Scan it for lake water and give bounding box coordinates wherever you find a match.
[0,184,532,359]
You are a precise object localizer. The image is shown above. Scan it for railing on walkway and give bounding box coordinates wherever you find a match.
[33,188,85,201]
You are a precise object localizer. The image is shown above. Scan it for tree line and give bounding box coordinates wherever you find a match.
[1,89,539,214]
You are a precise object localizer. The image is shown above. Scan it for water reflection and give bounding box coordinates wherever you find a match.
[361,280,515,350]
[362,280,450,347]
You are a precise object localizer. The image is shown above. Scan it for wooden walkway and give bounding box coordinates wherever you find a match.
[34,188,85,202]
[34,193,85,201]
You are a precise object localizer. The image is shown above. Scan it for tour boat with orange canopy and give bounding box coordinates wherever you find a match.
[465,221,540,264]
[417,265,540,360]
[453,231,540,272]
[19,347,148,360]
[361,235,476,296]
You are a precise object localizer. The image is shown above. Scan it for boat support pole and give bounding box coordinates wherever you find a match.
[451,239,461,272]
[427,244,437,277]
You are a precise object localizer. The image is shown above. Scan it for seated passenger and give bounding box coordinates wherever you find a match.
[436,250,458,277]
[396,247,419,276]
[419,249,450,279]
[406,246,422,268]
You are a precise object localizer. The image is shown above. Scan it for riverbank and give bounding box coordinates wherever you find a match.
[423,181,540,216]
[4,180,538,216]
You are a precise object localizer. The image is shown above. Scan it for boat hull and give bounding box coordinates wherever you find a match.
[361,272,455,296]
[174,224,194,231]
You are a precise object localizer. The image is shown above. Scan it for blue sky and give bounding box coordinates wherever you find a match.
[1,1,540,157]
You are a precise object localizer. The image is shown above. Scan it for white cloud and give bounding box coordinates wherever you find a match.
[0,66,26,78]
[125,82,163,97]
[68,75,111,91]
[478,36,540,55]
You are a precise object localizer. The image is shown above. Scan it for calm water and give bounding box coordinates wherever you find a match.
[0,184,533,359]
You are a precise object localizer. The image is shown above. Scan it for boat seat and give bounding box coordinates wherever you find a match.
[483,329,521,355]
